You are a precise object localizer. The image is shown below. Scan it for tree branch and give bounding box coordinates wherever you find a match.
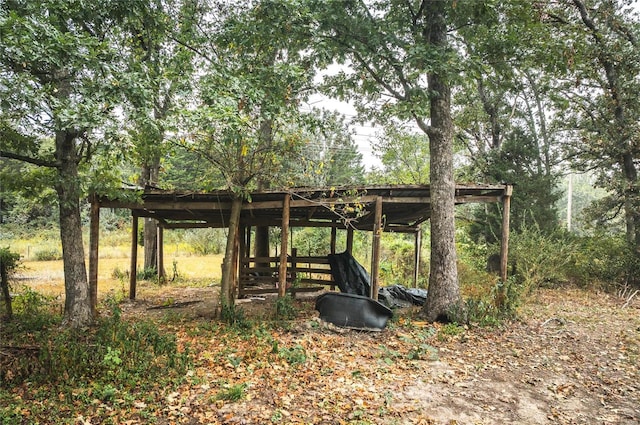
[0,150,59,168]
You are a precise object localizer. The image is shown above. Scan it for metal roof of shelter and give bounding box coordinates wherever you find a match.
[98,183,510,232]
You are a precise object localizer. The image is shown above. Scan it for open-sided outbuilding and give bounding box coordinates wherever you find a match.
[88,184,512,308]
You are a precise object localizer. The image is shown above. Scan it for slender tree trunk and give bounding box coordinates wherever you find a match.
[140,160,162,274]
[254,119,274,268]
[220,196,243,308]
[56,131,92,327]
[420,0,462,323]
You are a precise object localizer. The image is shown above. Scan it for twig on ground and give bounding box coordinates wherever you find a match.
[541,317,566,327]
[622,290,639,309]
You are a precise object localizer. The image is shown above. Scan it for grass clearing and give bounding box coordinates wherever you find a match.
[15,254,224,299]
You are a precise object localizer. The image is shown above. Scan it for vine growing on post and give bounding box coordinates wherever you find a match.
[0,247,20,320]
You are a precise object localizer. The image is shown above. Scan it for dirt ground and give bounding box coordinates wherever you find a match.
[112,285,640,425]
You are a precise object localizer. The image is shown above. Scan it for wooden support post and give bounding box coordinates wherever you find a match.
[88,196,100,317]
[346,227,354,254]
[291,247,298,298]
[238,225,247,298]
[500,185,513,283]
[129,214,139,300]
[245,225,252,258]
[278,194,290,298]
[370,196,383,300]
[157,225,165,281]
[330,225,337,254]
[413,228,422,288]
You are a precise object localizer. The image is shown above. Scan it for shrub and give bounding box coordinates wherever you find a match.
[11,286,52,317]
[111,266,129,280]
[183,228,225,255]
[1,247,20,319]
[136,267,157,281]
[220,303,251,329]
[2,302,190,389]
[509,227,577,289]
[275,294,296,320]
[569,233,640,289]
[33,248,62,261]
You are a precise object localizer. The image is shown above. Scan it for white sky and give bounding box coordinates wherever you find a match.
[302,93,382,170]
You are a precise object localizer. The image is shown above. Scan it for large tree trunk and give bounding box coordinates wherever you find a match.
[420,1,462,323]
[56,131,92,327]
[220,196,242,308]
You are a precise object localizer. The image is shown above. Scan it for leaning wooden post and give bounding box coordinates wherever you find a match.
[370,196,383,300]
[278,194,290,298]
[500,185,513,283]
[88,195,100,317]
[129,214,139,300]
[413,228,422,288]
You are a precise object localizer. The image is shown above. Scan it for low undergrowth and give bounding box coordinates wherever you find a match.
[0,296,191,424]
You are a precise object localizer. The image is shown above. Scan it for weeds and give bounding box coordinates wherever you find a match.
[220,303,251,329]
[277,344,307,366]
[136,267,158,281]
[1,299,190,391]
[275,294,297,319]
[215,383,246,401]
[33,248,62,261]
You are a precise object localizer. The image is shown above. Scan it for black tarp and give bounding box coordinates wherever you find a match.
[378,285,428,308]
[315,292,393,330]
[327,252,427,308]
[327,251,371,296]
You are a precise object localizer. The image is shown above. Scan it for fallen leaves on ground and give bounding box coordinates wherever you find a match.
[2,288,639,424]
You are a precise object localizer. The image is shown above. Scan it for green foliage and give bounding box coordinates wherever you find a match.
[275,295,297,320]
[457,243,524,325]
[509,227,577,289]
[546,1,640,246]
[11,286,53,318]
[368,127,430,185]
[397,327,438,361]
[220,303,251,329]
[0,247,20,273]
[292,227,331,256]
[111,266,128,281]
[465,131,562,244]
[289,110,365,187]
[215,383,246,402]
[0,247,21,318]
[567,233,640,289]
[33,248,62,261]
[379,234,416,285]
[1,297,189,389]
[439,323,465,338]
[49,306,187,385]
[277,344,307,366]
[462,277,524,326]
[136,267,158,281]
[183,228,225,255]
